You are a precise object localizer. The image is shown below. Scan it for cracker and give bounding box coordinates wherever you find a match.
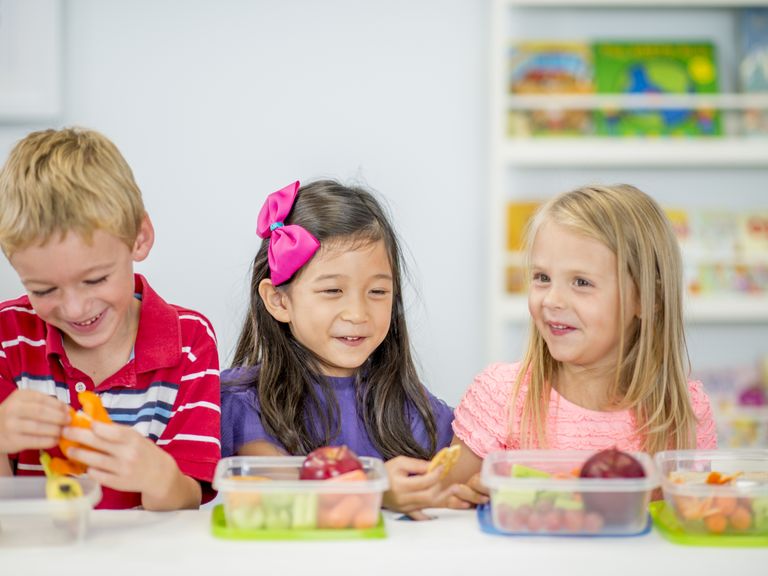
[427,444,460,478]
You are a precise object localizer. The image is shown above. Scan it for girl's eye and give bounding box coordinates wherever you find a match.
[322,288,342,295]
[85,276,108,286]
[575,278,592,288]
[370,289,390,296]
[533,272,549,283]
[30,287,55,297]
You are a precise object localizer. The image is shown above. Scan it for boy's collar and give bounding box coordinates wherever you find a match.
[131,273,181,372]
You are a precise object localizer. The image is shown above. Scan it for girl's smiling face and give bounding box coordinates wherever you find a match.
[264,239,394,377]
[528,220,639,373]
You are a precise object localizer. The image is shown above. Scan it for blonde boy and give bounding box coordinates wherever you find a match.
[0,128,220,509]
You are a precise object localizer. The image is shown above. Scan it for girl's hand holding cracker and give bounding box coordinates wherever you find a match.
[0,389,69,454]
[428,445,461,478]
[383,455,455,520]
[435,440,490,509]
[445,472,490,509]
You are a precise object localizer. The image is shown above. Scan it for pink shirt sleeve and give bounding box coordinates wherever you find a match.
[689,380,718,449]
[452,363,521,458]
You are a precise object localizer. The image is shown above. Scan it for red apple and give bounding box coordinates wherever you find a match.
[579,447,646,480]
[579,447,646,525]
[299,445,364,480]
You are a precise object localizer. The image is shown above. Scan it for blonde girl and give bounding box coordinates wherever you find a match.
[443,184,716,507]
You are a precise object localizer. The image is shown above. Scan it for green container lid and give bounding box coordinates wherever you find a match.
[210,504,387,541]
[650,501,768,547]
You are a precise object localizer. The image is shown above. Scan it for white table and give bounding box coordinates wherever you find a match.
[2,508,766,576]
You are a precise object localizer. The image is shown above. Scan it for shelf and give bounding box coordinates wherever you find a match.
[507,252,768,267]
[502,1,768,7]
[501,137,768,167]
[686,295,768,321]
[507,93,768,111]
[499,294,768,323]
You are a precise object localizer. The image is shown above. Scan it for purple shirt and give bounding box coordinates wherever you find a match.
[220,366,454,459]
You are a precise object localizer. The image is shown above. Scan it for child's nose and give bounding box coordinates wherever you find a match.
[542,284,565,309]
[340,295,367,323]
[59,290,89,320]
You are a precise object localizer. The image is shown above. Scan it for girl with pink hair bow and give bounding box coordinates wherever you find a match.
[221,179,454,519]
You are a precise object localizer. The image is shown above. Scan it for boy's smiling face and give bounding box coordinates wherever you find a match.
[9,217,153,358]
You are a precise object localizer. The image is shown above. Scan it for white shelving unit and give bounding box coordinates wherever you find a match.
[500,294,768,323]
[488,0,768,362]
[503,0,768,5]
[502,137,768,167]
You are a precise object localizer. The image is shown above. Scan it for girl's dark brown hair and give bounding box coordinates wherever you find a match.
[230,180,438,459]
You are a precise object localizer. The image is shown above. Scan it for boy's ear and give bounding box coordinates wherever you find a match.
[258,279,290,323]
[132,214,155,262]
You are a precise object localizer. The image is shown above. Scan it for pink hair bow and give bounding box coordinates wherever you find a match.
[257,181,320,285]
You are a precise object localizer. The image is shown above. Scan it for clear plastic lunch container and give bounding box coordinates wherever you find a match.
[212,456,389,534]
[655,449,768,537]
[0,476,101,546]
[481,450,659,536]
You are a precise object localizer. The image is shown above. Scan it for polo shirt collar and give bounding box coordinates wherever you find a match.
[45,320,66,360]
[132,273,181,373]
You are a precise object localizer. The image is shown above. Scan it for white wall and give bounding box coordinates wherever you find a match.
[3,1,764,407]
[0,0,488,406]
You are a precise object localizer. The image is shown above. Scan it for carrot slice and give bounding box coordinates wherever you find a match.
[56,391,113,476]
[706,471,743,485]
[78,391,111,423]
[729,506,752,531]
[704,513,727,534]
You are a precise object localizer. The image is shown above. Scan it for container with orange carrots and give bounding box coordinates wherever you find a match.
[656,450,768,537]
[212,449,388,538]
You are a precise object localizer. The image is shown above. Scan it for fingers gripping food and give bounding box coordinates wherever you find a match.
[427,445,461,478]
[52,391,112,476]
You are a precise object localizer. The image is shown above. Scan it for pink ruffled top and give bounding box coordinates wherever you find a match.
[453,362,718,458]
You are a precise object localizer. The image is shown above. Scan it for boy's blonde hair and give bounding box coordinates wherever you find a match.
[0,127,145,255]
[514,184,696,454]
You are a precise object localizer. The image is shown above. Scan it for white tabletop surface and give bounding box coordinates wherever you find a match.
[2,506,767,576]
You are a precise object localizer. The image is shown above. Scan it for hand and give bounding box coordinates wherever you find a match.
[62,420,179,499]
[382,456,454,520]
[445,472,490,510]
[0,389,69,454]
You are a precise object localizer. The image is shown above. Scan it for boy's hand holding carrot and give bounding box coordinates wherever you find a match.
[62,420,195,507]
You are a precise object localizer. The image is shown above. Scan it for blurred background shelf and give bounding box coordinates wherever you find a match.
[503,93,768,166]
[502,1,768,7]
[502,137,768,167]
[507,93,768,109]
[488,0,768,369]
[499,294,768,323]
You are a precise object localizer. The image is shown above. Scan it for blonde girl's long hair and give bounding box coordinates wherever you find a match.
[512,184,697,454]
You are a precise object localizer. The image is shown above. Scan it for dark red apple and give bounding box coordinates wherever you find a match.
[299,445,363,480]
[579,448,646,525]
[579,447,646,480]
